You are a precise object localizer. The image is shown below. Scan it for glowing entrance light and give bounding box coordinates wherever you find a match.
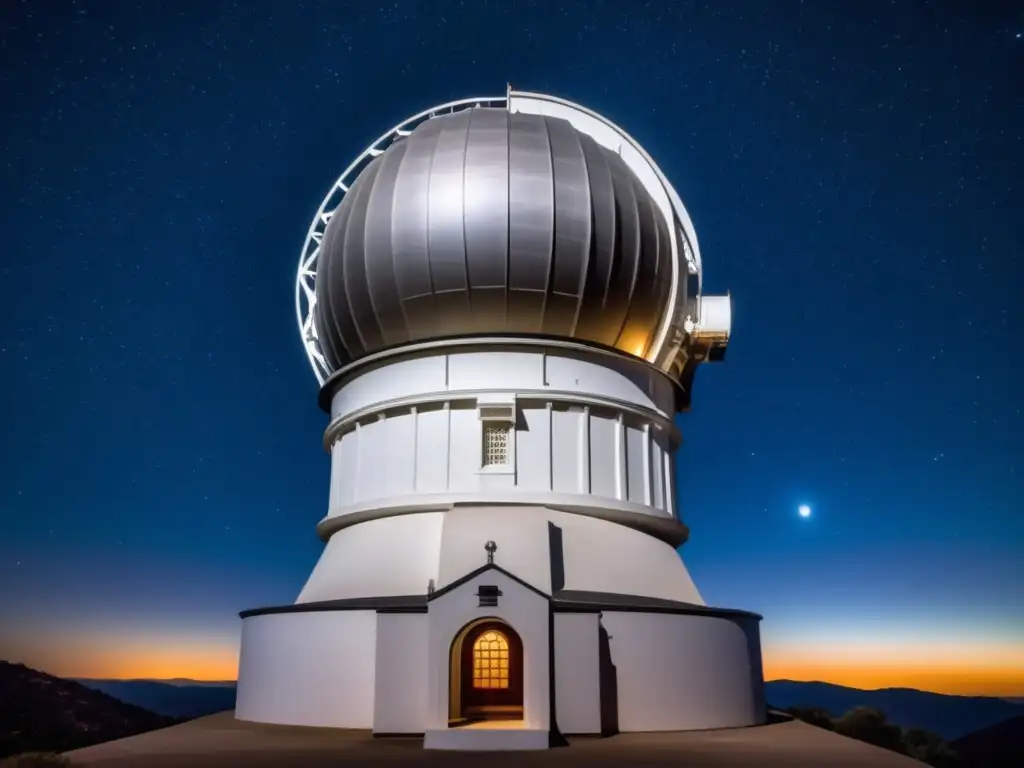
[472,630,510,689]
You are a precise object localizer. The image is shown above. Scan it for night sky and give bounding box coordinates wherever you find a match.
[2,1,1021,695]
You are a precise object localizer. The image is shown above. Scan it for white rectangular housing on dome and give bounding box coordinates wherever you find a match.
[694,294,732,348]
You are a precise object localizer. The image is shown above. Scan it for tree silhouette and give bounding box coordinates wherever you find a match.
[785,707,835,731]
[903,728,960,768]
[833,706,905,752]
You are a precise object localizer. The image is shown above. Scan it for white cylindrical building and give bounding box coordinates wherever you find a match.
[235,90,764,751]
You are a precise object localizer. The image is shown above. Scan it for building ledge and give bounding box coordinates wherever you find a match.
[423,725,550,751]
[315,496,689,547]
[239,587,760,622]
[239,595,426,619]
[550,590,762,621]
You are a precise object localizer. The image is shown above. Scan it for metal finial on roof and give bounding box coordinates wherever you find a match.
[485,541,497,564]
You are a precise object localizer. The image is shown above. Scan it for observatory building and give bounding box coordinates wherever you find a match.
[235,89,765,750]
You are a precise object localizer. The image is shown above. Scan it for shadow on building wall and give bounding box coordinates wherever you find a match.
[548,520,619,738]
[598,622,619,737]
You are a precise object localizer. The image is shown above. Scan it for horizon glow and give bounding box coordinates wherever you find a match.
[9,647,1021,698]
[4,623,1023,697]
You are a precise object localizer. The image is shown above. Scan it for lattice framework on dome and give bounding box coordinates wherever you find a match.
[294,96,507,385]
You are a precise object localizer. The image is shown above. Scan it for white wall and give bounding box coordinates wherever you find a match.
[601,611,765,731]
[235,611,377,728]
[330,347,675,423]
[549,509,703,604]
[323,348,681,526]
[553,613,601,735]
[425,569,550,731]
[434,506,702,604]
[374,612,429,734]
[297,512,444,603]
[299,504,701,605]
[516,403,552,492]
[436,506,553,594]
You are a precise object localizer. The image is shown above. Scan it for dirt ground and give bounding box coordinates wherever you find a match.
[65,711,924,767]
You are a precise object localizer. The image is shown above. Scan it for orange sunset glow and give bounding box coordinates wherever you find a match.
[764,640,1024,697]
[68,648,240,683]
[43,654,1024,696]
[9,628,1021,697]
[7,630,241,682]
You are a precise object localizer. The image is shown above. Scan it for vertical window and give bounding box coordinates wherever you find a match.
[482,422,511,467]
[472,630,510,689]
[477,398,515,472]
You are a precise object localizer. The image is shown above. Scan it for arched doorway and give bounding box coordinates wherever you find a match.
[450,620,524,723]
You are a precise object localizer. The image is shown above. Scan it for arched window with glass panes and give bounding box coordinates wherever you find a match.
[472,630,510,689]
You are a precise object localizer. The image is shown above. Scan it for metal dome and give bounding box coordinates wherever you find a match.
[313,108,673,371]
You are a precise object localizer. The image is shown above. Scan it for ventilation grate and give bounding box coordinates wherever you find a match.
[482,422,511,466]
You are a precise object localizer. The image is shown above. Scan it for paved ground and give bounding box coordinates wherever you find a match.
[65,711,924,767]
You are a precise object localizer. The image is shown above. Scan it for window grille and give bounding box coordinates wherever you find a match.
[482,422,511,467]
[472,630,510,689]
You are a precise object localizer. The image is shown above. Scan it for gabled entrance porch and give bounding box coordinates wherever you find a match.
[423,563,552,750]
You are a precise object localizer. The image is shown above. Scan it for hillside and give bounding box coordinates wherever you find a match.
[766,680,1023,740]
[950,714,1024,768]
[0,661,176,759]
[74,679,236,719]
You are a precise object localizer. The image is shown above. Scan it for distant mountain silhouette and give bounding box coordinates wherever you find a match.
[73,679,237,719]
[139,678,237,688]
[950,714,1024,768]
[0,661,176,759]
[766,680,1023,740]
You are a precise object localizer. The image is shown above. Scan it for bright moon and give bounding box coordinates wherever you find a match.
[798,505,812,518]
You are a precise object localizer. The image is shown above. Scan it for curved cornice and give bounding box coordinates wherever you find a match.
[317,335,685,413]
[239,590,761,622]
[314,497,690,547]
